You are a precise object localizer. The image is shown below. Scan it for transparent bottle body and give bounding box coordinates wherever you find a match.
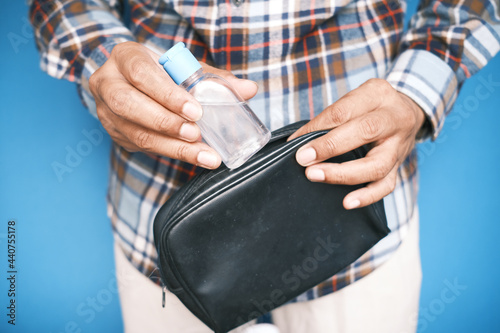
[181,69,271,169]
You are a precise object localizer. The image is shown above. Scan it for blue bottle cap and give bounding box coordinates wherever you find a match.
[159,42,202,85]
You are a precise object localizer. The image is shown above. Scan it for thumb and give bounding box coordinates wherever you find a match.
[228,78,259,101]
[200,62,258,101]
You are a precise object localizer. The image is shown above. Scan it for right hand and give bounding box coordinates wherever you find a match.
[89,41,259,169]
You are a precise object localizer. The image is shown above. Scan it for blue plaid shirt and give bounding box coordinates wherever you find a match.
[30,0,500,300]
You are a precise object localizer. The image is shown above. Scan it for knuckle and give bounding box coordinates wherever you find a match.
[96,112,112,131]
[388,168,398,192]
[109,47,120,60]
[365,78,379,88]
[365,79,394,106]
[89,69,107,99]
[111,41,132,59]
[378,79,394,95]
[111,42,124,55]
[367,78,393,94]
[128,57,150,85]
[162,87,176,105]
[154,113,173,132]
[380,176,396,196]
[333,169,349,184]
[95,105,105,121]
[322,136,340,155]
[120,142,139,153]
[360,116,382,141]
[134,130,155,151]
[174,143,191,161]
[389,153,398,168]
[370,164,388,180]
[367,192,379,205]
[108,89,131,116]
[327,104,350,125]
[388,178,396,193]
[88,72,99,94]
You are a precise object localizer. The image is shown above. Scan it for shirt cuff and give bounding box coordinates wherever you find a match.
[80,37,134,119]
[385,49,459,141]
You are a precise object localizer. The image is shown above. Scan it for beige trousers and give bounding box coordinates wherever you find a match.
[114,213,421,333]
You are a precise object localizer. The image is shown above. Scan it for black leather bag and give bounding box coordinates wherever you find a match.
[153,121,389,333]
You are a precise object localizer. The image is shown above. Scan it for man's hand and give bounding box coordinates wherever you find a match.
[288,78,426,210]
[89,41,258,169]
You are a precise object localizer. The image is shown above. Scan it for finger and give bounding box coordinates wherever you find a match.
[304,140,399,185]
[288,78,392,141]
[113,42,204,122]
[342,164,399,210]
[112,115,221,169]
[98,80,201,142]
[295,110,398,166]
[98,111,157,152]
[111,136,139,152]
[200,62,259,101]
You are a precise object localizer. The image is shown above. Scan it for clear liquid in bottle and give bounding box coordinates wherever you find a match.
[159,43,271,169]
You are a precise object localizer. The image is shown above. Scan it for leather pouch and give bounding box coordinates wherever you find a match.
[153,120,389,333]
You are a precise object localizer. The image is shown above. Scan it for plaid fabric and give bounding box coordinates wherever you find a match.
[30,0,500,302]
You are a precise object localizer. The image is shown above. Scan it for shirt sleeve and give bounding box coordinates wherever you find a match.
[385,0,500,140]
[29,0,135,117]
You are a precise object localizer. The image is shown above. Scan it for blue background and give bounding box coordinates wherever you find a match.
[1,1,499,332]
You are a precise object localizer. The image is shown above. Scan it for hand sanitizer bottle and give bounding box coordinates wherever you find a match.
[159,42,271,169]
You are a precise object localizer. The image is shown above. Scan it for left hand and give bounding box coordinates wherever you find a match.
[288,78,426,210]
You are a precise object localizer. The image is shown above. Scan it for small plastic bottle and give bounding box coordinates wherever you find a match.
[159,42,271,169]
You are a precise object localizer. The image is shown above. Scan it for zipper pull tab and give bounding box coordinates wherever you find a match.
[162,284,167,308]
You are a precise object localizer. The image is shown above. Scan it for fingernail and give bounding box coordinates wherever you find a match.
[179,123,200,141]
[244,79,259,91]
[296,147,317,166]
[307,168,325,182]
[345,198,361,210]
[197,151,219,169]
[182,102,203,121]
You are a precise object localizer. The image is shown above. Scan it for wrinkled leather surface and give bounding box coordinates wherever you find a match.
[154,121,389,333]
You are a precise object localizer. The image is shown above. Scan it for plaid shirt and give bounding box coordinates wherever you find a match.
[30,0,500,301]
